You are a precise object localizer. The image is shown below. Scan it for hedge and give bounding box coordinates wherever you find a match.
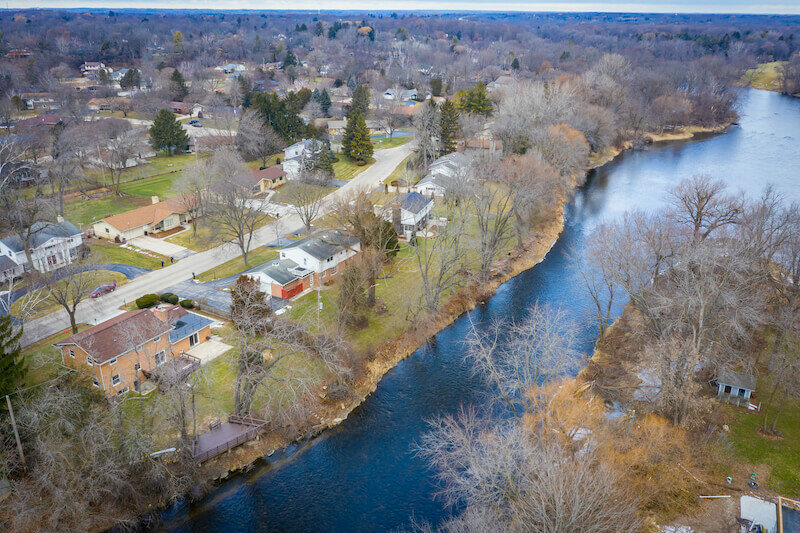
[179,299,194,309]
[159,292,179,304]
[135,294,160,309]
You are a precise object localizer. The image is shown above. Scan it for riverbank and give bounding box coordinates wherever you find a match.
[189,120,735,489]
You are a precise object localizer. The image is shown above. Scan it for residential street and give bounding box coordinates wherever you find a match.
[19,142,412,347]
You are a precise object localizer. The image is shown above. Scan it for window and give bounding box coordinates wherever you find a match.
[189,332,199,347]
[105,228,109,233]
[134,363,141,371]
[86,357,94,366]
[330,264,337,275]
[118,386,129,395]
[69,349,75,358]
[108,357,117,366]
[155,350,166,366]
[111,374,121,386]
[92,379,100,388]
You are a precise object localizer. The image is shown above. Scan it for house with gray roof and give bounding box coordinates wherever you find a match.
[0,218,83,274]
[715,368,757,404]
[248,229,361,299]
[282,139,316,178]
[377,192,434,240]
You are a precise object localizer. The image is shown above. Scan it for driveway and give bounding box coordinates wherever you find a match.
[129,236,193,259]
[165,279,232,314]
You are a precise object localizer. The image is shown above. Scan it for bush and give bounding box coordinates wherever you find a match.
[159,292,179,304]
[355,160,367,166]
[135,294,159,309]
[179,299,194,308]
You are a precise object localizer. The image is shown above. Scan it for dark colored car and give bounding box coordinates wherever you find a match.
[91,283,116,298]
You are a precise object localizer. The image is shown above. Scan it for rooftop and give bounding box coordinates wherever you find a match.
[716,368,757,391]
[100,197,190,231]
[1,220,82,253]
[282,229,359,261]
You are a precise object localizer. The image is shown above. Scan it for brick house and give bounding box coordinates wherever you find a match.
[246,230,360,299]
[54,305,213,397]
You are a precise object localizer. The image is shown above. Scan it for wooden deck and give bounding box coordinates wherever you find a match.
[192,415,268,463]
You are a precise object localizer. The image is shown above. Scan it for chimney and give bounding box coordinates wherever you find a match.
[151,195,159,205]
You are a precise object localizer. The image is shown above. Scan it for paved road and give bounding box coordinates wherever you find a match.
[20,142,413,347]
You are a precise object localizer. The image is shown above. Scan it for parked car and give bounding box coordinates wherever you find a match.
[91,282,116,298]
[191,122,203,127]
[188,119,198,124]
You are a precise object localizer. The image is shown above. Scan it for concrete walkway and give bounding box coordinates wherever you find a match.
[129,236,193,259]
[187,338,233,365]
[20,142,414,347]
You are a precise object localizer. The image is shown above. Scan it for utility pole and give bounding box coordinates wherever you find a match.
[6,395,26,469]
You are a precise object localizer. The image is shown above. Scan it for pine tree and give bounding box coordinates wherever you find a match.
[314,21,324,36]
[0,315,24,398]
[430,76,443,96]
[97,68,110,85]
[344,110,373,162]
[283,49,298,69]
[454,81,492,116]
[439,99,461,154]
[169,68,188,99]
[150,108,189,155]
[120,68,141,89]
[319,89,332,115]
[351,84,371,117]
[511,57,521,70]
[312,141,334,176]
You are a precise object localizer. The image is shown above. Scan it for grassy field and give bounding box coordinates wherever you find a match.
[273,181,336,205]
[743,61,784,92]
[64,195,147,227]
[728,379,800,497]
[19,324,91,388]
[384,154,416,186]
[333,153,375,180]
[11,270,128,320]
[166,224,220,252]
[89,240,165,269]
[196,246,279,282]
[372,135,412,150]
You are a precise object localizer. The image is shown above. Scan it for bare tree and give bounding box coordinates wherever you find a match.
[469,162,514,282]
[207,150,271,266]
[46,263,99,334]
[93,120,146,196]
[0,138,29,193]
[173,164,210,238]
[668,175,743,241]
[0,190,55,273]
[414,209,467,312]
[236,109,284,168]
[287,185,325,233]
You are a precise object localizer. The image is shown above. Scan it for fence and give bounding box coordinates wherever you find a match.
[717,392,760,411]
[192,415,268,463]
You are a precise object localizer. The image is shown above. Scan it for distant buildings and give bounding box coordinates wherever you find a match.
[383,88,418,101]
[20,93,59,111]
[80,62,107,76]
[0,218,83,277]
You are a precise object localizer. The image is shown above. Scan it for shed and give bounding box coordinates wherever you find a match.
[715,368,756,400]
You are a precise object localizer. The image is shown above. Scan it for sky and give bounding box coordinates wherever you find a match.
[6,1,800,15]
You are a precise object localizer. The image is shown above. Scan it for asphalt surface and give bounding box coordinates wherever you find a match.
[20,142,413,346]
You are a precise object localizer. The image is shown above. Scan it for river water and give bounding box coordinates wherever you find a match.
[159,89,800,532]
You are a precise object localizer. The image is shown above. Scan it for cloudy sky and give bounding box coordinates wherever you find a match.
[8,1,800,14]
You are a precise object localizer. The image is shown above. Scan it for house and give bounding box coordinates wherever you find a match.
[247,230,361,299]
[110,68,130,82]
[487,75,516,93]
[414,152,471,197]
[80,62,107,75]
[383,88,418,101]
[0,255,24,283]
[54,305,213,397]
[20,93,59,111]
[413,174,449,197]
[246,167,286,195]
[0,218,83,274]
[214,63,247,74]
[87,97,129,111]
[12,113,61,133]
[92,196,193,242]
[714,369,757,403]
[282,139,315,178]
[378,192,434,239]
[169,101,203,116]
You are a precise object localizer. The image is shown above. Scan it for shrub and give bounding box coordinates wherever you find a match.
[135,294,159,309]
[159,292,179,304]
[179,299,194,308]
[355,160,366,166]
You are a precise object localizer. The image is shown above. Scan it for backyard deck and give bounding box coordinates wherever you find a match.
[192,415,268,463]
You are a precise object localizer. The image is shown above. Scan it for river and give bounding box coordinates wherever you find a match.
[158,89,800,532]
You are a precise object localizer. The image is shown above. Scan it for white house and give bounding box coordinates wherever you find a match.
[0,219,83,274]
[413,174,448,197]
[378,192,434,240]
[80,62,108,75]
[414,152,471,198]
[214,63,247,74]
[282,139,316,178]
[383,88,418,101]
[248,230,361,299]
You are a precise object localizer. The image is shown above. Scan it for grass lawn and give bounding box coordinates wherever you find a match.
[168,216,275,252]
[64,195,147,227]
[273,181,336,205]
[333,153,375,180]
[372,135,412,150]
[11,270,129,320]
[384,153,417,186]
[119,171,184,200]
[728,380,800,497]
[196,246,279,282]
[246,154,282,170]
[20,324,91,388]
[743,61,784,91]
[89,240,165,269]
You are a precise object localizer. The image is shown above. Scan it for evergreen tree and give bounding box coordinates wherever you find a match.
[0,315,24,398]
[237,75,252,108]
[454,81,492,116]
[119,68,141,89]
[283,49,298,69]
[439,99,461,154]
[351,84,371,117]
[511,57,521,70]
[310,140,334,176]
[319,89,332,115]
[97,68,110,85]
[430,76,443,96]
[149,108,189,155]
[314,21,324,36]
[169,68,188,99]
[251,92,306,143]
[344,110,373,162]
